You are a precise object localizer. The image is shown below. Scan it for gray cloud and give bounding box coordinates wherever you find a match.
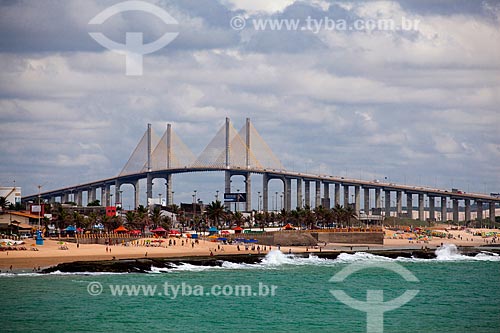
[0,0,499,205]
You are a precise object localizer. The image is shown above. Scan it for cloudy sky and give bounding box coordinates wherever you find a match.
[0,0,499,208]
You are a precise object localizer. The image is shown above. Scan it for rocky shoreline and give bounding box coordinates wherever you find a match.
[41,246,500,274]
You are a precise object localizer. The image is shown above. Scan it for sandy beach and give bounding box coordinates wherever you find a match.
[1,227,498,271]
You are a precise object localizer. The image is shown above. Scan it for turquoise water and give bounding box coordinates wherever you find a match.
[1,246,499,333]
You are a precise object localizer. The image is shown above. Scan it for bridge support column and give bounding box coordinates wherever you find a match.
[334,183,340,206]
[100,187,106,207]
[429,196,435,221]
[418,194,424,221]
[262,173,269,212]
[464,199,471,223]
[245,173,252,212]
[296,178,302,209]
[453,199,459,223]
[407,193,413,219]
[363,188,369,213]
[133,180,140,210]
[89,187,97,204]
[441,197,447,222]
[489,202,496,224]
[396,191,402,217]
[75,191,82,206]
[344,185,349,207]
[62,193,69,204]
[285,178,292,212]
[225,171,232,211]
[146,173,153,207]
[323,183,330,208]
[315,180,321,208]
[166,174,173,206]
[304,181,310,207]
[476,201,483,222]
[385,190,391,218]
[375,188,381,208]
[355,186,360,214]
[115,180,122,207]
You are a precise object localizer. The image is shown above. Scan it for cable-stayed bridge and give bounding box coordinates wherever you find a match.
[23,118,499,223]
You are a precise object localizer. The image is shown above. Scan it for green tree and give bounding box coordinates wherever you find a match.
[205,200,226,228]
[87,200,101,207]
[161,215,173,230]
[0,196,10,212]
[150,206,162,228]
[54,203,69,230]
[233,211,244,227]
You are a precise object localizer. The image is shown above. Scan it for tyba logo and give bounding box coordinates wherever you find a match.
[88,1,179,76]
[329,262,419,333]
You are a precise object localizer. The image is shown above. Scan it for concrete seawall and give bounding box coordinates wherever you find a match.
[311,232,384,245]
[228,231,384,246]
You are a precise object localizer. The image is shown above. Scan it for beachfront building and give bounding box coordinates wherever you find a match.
[0,186,22,210]
[0,211,39,236]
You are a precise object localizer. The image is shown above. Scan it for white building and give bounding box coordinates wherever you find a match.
[0,186,21,209]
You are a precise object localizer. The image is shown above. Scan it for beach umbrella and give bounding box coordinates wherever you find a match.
[114,225,128,233]
[151,227,167,234]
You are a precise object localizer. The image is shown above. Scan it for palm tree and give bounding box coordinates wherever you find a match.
[314,205,327,227]
[0,196,10,212]
[54,203,69,230]
[233,211,244,227]
[344,205,358,227]
[150,206,162,228]
[205,200,226,229]
[72,211,84,228]
[278,208,289,227]
[332,204,345,227]
[167,204,180,214]
[160,215,173,230]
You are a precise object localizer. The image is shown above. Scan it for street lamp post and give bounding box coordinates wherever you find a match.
[37,185,42,230]
[236,189,240,212]
[110,193,114,207]
[275,192,278,212]
[216,190,219,201]
[119,190,123,208]
[192,194,196,222]
[257,191,261,211]
[158,193,162,206]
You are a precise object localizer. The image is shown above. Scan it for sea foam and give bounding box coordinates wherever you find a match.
[435,243,500,261]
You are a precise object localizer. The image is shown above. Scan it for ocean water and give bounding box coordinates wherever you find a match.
[1,244,499,333]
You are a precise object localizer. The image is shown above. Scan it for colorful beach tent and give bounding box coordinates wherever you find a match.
[151,227,167,233]
[232,226,243,234]
[114,225,128,233]
[65,226,77,232]
[283,223,295,230]
[208,226,218,235]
